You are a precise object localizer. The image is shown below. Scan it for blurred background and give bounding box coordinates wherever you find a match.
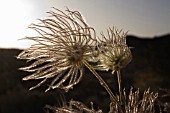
[0,0,170,48]
[0,0,170,113]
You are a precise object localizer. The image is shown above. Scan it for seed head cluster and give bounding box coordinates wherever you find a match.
[16,8,161,113]
[17,8,131,92]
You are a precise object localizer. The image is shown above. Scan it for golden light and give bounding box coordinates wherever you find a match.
[0,0,41,48]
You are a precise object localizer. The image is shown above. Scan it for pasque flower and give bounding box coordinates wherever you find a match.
[91,27,132,104]
[17,8,97,92]
[96,27,132,73]
[109,88,158,113]
[45,100,102,113]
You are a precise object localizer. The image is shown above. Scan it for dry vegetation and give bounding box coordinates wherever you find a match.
[16,8,169,113]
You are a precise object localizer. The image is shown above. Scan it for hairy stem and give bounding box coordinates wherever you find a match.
[117,69,122,105]
[83,60,122,109]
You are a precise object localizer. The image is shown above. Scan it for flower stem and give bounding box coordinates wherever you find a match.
[117,69,122,105]
[83,60,121,108]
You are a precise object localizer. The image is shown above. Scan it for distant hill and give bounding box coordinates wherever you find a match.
[0,34,170,113]
[126,34,170,91]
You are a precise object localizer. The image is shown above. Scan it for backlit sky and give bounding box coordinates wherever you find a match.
[0,0,170,48]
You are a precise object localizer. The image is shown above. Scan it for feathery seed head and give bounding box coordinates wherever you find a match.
[46,100,102,113]
[17,8,97,92]
[109,88,158,113]
[96,27,132,73]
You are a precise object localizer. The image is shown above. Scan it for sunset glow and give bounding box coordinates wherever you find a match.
[0,0,170,48]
